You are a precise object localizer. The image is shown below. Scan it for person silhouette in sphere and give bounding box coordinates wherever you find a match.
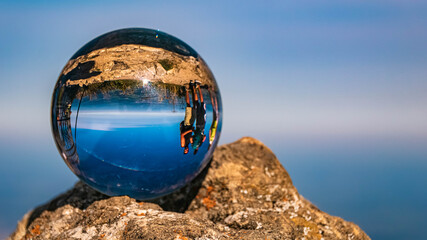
[180,83,195,154]
[192,81,207,154]
[208,86,219,149]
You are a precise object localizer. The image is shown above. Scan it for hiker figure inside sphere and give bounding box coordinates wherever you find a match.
[192,81,207,154]
[179,82,196,154]
[208,86,219,149]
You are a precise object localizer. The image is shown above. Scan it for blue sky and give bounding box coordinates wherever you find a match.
[1,0,427,145]
[1,1,427,239]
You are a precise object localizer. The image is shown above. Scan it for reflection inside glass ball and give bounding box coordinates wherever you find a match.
[51,28,222,200]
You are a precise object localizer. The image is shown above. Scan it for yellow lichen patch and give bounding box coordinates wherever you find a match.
[121,212,127,217]
[176,233,188,240]
[197,185,217,210]
[173,230,189,240]
[137,213,145,216]
[206,186,214,194]
[291,217,322,240]
[30,224,41,236]
[138,202,144,206]
[202,196,216,210]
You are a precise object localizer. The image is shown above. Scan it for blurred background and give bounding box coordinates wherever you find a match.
[1,0,426,239]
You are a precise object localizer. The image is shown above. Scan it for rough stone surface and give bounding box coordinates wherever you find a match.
[61,44,216,88]
[9,137,370,240]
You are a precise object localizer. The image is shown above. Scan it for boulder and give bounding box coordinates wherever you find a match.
[9,137,370,240]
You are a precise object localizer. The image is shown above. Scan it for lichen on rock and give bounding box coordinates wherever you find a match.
[9,137,370,240]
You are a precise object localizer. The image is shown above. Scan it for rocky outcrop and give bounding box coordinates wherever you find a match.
[9,137,370,240]
[61,44,216,88]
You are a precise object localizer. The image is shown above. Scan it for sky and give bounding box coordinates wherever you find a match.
[1,1,427,142]
[0,1,426,239]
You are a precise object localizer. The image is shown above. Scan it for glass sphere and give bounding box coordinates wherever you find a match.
[51,28,222,200]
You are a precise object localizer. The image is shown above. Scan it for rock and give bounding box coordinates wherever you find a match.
[61,44,216,88]
[9,137,370,240]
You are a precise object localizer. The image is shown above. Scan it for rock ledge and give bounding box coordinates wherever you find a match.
[9,137,370,240]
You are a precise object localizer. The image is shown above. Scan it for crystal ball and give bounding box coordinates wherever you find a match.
[51,28,222,200]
